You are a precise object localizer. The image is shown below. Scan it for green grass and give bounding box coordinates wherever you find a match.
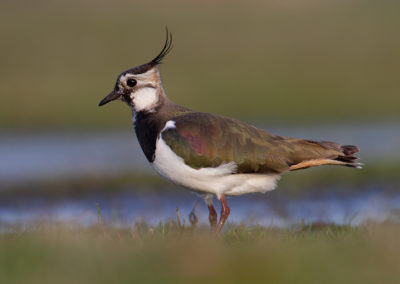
[1,0,400,130]
[1,221,400,283]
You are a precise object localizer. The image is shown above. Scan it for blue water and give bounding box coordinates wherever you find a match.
[0,187,398,230]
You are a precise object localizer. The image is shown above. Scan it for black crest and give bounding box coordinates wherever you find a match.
[125,28,173,75]
[148,28,173,66]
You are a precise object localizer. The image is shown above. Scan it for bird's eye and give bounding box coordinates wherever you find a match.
[126,78,137,87]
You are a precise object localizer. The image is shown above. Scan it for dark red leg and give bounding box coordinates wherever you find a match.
[208,204,218,231]
[216,195,230,233]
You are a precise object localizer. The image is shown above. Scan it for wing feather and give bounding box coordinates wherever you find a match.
[161,112,345,174]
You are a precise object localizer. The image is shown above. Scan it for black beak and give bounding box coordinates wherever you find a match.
[98,90,120,106]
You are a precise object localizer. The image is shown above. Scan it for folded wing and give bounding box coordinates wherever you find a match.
[161,112,360,174]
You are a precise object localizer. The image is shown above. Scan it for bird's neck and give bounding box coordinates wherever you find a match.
[131,95,189,162]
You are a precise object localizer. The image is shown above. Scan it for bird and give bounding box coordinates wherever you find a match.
[99,30,361,233]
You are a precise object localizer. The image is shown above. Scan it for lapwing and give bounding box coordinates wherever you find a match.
[99,30,361,233]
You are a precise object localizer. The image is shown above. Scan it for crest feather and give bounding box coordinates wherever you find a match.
[125,28,173,75]
[149,28,173,66]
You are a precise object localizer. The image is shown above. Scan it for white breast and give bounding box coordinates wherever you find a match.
[151,120,280,197]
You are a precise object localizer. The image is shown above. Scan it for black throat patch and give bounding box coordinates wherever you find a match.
[134,111,166,163]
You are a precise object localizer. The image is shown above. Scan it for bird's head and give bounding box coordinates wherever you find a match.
[99,30,172,113]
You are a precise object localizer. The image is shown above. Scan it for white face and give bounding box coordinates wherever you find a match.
[118,68,161,112]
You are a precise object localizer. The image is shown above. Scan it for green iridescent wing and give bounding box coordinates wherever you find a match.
[161,112,344,174]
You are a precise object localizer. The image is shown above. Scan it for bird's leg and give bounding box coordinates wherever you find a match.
[208,204,218,231]
[204,194,217,231]
[216,195,230,233]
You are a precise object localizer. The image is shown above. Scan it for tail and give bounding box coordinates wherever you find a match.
[289,144,362,171]
[336,145,360,165]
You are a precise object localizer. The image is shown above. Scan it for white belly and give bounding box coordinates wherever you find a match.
[151,136,280,197]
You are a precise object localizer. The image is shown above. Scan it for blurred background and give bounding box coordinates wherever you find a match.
[0,0,399,228]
